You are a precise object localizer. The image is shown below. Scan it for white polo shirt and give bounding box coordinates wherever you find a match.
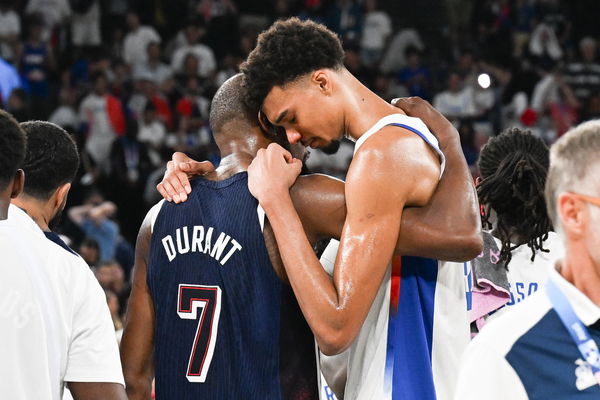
[455,268,600,399]
[0,205,124,399]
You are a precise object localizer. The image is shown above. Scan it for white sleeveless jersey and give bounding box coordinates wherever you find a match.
[317,114,470,400]
[485,231,564,324]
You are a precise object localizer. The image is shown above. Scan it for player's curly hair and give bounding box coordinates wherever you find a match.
[0,110,26,190]
[477,128,552,268]
[240,17,345,113]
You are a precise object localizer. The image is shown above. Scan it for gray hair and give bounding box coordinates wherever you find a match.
[545,120,600,230]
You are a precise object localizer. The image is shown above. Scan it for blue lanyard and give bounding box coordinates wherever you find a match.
[546,278,600,387]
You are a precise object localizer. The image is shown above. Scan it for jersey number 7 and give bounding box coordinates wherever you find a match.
[177,284,222,383]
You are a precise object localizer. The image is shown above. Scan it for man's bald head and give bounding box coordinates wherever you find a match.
[209,74,256,136]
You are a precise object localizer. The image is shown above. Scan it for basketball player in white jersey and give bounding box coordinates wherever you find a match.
[0,115,126,399]
[475,128,564,324]
[156,79,481,400]
[157,18,481,400]
[239,18,484,400]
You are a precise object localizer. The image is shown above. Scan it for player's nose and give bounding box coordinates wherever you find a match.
[286,129,302,144]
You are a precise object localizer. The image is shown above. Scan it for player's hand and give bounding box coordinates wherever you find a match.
[248,143,302,205]
[156,152,215,203]
[391,97,459,147]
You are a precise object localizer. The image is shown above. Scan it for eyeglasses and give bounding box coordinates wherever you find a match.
[569,192,600,208]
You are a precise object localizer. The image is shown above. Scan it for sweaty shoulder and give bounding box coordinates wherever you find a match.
[350,125,441,206]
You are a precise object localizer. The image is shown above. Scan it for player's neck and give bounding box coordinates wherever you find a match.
[11,196,51,231]
[340,69,406,140]
[560,248,600,307]
[209,152,255,181]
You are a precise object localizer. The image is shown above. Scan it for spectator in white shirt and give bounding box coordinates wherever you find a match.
[133,41,173,86]
[71,0,101,47]
[433,71,477,123]
[0,4,20,62]
[25,0,71,41]
[360,0,392,67]
[122,11,161,67]
[171,20,216,79]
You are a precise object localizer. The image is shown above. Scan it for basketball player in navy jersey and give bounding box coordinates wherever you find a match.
[123,74,480,399]
[159,19,482,399]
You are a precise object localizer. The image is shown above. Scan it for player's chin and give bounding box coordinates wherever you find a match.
[319,139,342,155]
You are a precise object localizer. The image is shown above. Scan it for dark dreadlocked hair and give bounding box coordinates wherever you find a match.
[477,128,552,268]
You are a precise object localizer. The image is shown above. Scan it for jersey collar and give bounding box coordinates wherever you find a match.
[5,204,45,239]
[549,267,600,327]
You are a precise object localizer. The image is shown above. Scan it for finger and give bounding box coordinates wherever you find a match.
[166,160,174,172]
[291,158,303,176]
[181,160,215,177]
[161,180,181,203]
[167,171,189,201]
[172,151,192,164]
[282,149,294,163]
[156,183,172,202]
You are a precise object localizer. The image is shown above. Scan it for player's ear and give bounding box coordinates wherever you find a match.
[10,169,24,199]
[54,182,72,209]
[558,192,585,239]
[312,70,332,95]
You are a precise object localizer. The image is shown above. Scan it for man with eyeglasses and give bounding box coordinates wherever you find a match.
[455,120,600,399]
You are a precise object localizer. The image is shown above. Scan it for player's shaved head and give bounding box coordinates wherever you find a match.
[209,74,256,136]
[209,73,291,153]
[0,110,26,190]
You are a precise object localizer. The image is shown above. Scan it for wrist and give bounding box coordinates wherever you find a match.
[436,131,460,151]
[260,188,291,213]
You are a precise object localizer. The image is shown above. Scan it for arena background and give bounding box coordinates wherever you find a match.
[1,0,599,335]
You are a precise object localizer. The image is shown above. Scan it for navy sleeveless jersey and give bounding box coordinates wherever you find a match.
[148,172,318,400]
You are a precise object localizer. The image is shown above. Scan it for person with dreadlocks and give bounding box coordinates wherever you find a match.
[476,127,563,323]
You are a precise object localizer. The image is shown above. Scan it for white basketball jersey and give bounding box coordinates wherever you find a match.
[485,231,564,324]
[317,114,469,400]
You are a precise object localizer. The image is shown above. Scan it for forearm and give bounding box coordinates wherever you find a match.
[262,193,347,349]
[124,377,153,400]
[121,322,154,400]
[68,204,92,225]
[399,138,482,261]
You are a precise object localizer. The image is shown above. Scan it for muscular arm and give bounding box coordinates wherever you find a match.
[291,126,481,261]
[120,213,155,399]
[254,131,440,355]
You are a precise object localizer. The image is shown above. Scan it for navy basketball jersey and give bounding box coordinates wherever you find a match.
[148,172,317,399]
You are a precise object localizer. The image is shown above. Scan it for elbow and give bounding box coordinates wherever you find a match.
[316,328,354,356]
[124,375,152,399]
[450,231,483,262]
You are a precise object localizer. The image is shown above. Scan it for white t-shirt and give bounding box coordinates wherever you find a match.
[79,93,116,166]
[486,231,564,323]
[0,205,124,399]
[433,87,477,119]
[0,10,20,60]
[171,44,217,78]
[123,26,161,66]
[360,11,392,51]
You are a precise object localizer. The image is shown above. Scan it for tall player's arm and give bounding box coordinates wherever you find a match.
[120,212,155,400]
[290,147,480,261]
[249,131,440,355]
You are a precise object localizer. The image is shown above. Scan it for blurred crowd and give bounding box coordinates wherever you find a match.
[1,0,599,328]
